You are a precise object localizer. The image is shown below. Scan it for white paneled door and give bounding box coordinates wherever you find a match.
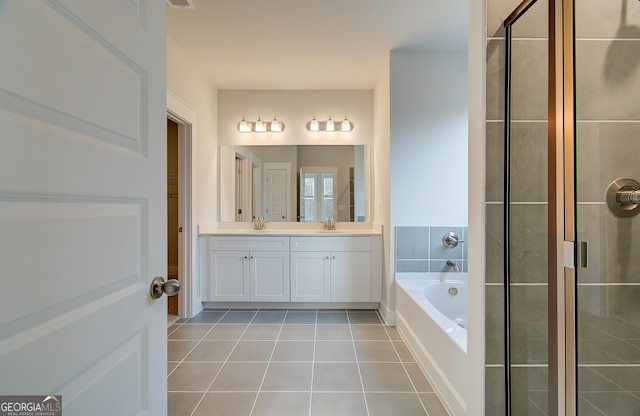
[0,1,167,415]
[263,163,290,222]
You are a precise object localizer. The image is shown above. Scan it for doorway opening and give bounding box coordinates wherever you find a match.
[166,102,196,319]
[167,119,180,316]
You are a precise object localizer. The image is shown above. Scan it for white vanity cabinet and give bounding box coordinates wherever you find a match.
[205,236,290,302]
[290,236,376,302]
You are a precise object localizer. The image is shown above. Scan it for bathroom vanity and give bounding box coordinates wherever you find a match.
[199,228,382,308]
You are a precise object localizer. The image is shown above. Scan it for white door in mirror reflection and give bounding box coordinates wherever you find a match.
[235,156,246,221]
[264,162,290,221]
[299,166,337,222]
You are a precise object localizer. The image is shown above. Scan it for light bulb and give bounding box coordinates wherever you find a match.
[255,116,266,132]
[326,116,335,132]
[341,116,351,132]
[309,116,319,132]
[239,117,250,132]
[270,117,282,132]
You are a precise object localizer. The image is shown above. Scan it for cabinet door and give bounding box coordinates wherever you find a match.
[251,251,290,302]
[290,251,331,302]
[209,250,250,301]
[330,252,372,302]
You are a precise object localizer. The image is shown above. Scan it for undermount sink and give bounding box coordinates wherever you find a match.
[316,230,344,233]
[242,230,271,233]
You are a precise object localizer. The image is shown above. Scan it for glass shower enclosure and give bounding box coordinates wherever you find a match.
[499,0,640,414]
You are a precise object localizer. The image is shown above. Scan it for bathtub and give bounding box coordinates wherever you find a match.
[395,273,468,416]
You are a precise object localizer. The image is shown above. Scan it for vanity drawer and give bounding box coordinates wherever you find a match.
[210,236,289,251]
[290,236,371,252]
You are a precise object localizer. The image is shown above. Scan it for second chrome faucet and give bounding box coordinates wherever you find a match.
[323,217,336,230]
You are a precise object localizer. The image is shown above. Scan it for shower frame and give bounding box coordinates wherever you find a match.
[502,0,577,415]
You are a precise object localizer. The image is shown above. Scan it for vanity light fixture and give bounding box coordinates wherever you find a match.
[254,116,266,132]
[270,116,282,132]
[309,116,320,132]
[238,117,251,133]
[237,116,285,133]
[341,116,352,132]
[306,116,353,132]
[325,116,335,132]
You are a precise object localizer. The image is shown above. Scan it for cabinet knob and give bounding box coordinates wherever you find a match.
[250,256,254,259]
[243,256,248,259]
[325,256,329,260]
[332,256,336,259]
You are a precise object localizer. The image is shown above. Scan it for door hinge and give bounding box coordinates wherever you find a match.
[178,226,183,233]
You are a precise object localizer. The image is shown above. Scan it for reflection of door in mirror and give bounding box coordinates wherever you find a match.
[235,155,246,221]
[250,153,263,221]
[263,162,291,222]
[299,166,338,222]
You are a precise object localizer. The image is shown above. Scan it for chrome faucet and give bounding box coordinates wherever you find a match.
[323,217,336,230]
[252,216,266,230]
[446,260,460,272]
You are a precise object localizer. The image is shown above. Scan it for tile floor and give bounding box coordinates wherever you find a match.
[168,309,449,416]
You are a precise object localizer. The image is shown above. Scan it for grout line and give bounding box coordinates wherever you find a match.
[347,310,371,416]
[309,310,318,416]
[248,309,289,416]
[168,309,231,378]
[383,318,430,416]
[187,309,255,416]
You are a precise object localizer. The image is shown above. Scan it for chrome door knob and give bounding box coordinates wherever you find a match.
[150,276,181,299]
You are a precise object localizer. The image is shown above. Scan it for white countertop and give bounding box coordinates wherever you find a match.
[199,222,382,236]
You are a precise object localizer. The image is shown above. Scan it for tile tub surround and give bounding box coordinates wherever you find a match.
[167,309,449,416]
[395,226,468,273]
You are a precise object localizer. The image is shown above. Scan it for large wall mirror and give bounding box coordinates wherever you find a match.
[219,145,371,223]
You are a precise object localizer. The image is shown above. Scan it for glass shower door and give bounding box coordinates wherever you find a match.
[502,1,550,414]
[575,1,640,414]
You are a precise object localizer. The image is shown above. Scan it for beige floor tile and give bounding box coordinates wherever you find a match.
[168,362,222,392]
[313,363,363,392]
[310,392,367,416]
[209,362,268,391]
[192,392,256,416]
[251,392,310,416]
[366,392,427,416]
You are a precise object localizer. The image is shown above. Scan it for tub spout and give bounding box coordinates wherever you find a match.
[446,260,460,272]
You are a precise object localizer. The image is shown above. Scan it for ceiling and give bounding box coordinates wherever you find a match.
[166,0,469,90]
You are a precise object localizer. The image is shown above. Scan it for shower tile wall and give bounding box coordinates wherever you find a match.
[395,226,468,273]
[485,0,549,414]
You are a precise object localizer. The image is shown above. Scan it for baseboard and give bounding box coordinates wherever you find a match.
[377,300,396,326]
[201,302,380,310]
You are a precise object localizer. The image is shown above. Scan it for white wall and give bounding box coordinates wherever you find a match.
[390,51,469,227]
[382,51,468,326]
[373,53,393,323]
[166,36,218,230]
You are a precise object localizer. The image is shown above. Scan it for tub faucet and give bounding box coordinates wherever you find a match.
[446,260,460,272]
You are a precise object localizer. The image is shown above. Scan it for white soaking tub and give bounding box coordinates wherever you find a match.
[395,273,469,416]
